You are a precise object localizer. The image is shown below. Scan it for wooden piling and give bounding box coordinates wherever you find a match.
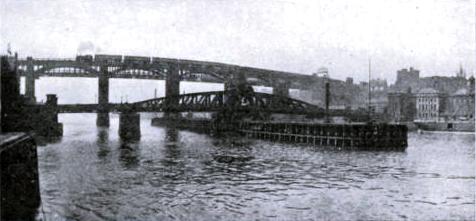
[239,121,407,151]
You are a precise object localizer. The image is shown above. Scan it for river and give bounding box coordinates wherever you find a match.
[36,113,475,220]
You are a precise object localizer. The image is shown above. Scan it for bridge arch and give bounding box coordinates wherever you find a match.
[246,76,273,87]
[112,67,166,79]
[34,64,99,77]
[181,71,225,83]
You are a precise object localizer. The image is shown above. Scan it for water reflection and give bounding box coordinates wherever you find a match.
[96,127,109,159]
[165,127,179,143]
[35,135,62,146]
[119,141,140,169]
[159,128,185,180]
[162,128,181,165]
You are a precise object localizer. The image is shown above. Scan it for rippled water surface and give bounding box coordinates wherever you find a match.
[38,114,475,220]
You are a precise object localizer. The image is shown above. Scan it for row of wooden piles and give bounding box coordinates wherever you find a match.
[239,121,408,151]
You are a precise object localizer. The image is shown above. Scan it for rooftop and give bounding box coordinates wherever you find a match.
[417,88,439,94]
[452,88,469,96]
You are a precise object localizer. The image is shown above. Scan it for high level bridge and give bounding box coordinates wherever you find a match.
[16,54,325,94]
[17,54,314,103]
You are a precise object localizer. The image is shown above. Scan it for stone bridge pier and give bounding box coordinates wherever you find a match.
[164,62,181,118]
[223,69,248,91]
[25,57,38,103]
[97,65,110,127]
[273,80,290,97]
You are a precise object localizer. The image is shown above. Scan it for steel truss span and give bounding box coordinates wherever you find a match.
[57,90,323,115]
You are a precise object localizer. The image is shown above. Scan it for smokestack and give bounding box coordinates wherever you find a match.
[325,81,330,123]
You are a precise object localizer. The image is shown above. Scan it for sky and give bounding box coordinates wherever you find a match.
[1,0,475,83]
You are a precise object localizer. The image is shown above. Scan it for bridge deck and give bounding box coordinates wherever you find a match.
[15,55,339,89]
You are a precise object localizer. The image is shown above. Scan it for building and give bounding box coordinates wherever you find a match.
[370,78,388,92]
[345,77,353,85]
[388,66,474,123]
[387,88,416,122]
[313,67,329,78]
[415,88,446,122]
[470,76,475,94]
[395,67,420,92]
[445,88,475,120]
[392,66,468,95]
[289,89,314,104]
[369,97,388,114]
[301,75,360,109]
[356,79,389,113]
[418,76,467,95]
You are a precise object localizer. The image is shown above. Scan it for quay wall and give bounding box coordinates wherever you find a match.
[0,133,41,220]
[415,121,475,132]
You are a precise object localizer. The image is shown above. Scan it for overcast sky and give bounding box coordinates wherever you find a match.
[1,0,475,83]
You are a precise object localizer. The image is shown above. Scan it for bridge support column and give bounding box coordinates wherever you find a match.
[224,81,232,91]
[97,65,110,127]
[274,81,290,97]
[224,69,247,91]
[119,112,141,141]
[25,57,36,103]
[165,62,180,116]
[34,94,63,137]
